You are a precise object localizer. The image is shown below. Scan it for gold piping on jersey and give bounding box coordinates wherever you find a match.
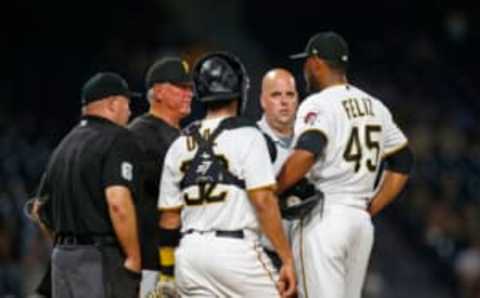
[253,242,278,293]
[158,204,184,211]
[382,141,408,159]
[300,218,309,298]
[247,183,277,194]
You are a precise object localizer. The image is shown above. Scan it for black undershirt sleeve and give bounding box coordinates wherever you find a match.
[384,145,414,174]
[294,130,328,158]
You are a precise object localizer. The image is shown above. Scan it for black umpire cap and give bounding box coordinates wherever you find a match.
[290,31,349,64]
[81,72,141,106]
[145,57,192,89]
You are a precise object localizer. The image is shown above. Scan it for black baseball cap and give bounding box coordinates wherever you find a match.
[145,57,192,89]
[81,72,141,106]
[290,31,349,64]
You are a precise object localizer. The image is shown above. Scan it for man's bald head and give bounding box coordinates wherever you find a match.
[260,68,299,136]
[261,69,296,94]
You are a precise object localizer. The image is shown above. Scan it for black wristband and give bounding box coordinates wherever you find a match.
[158,228,181,247]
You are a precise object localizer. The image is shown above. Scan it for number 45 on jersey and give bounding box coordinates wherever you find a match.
[343,125,382,173]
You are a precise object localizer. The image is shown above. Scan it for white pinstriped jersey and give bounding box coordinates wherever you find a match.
[294,84,407,207]
[158,116,276,233]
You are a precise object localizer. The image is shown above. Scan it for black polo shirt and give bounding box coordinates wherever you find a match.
[40,115,141,236]
[128,113,180,270]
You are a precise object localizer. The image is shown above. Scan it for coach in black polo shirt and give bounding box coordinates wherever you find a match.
[128,57,193,296]
[38,72,143,298]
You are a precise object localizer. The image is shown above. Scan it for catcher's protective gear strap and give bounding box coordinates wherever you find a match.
[384,145,414,174]
[180,117,272,190]
[158,228,181,247]
[180,122,245,190]
[295,129,327,158]
[262,133,277,163]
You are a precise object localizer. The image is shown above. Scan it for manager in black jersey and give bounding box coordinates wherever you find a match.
[128,57,193,297]
[36,72,143,298]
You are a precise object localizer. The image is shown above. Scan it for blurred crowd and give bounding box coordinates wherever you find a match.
[356,14,480,297]
[2,4,479,297]
[0,116,54,297]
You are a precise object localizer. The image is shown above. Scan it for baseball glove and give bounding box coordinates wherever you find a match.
[279,178,323,220]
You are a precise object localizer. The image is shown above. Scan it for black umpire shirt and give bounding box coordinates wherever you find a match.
[128,113,180,270]
[40,115,141,236]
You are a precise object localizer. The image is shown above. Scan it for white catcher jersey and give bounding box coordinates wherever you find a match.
[294,84,407,207]
[158,116,276,233]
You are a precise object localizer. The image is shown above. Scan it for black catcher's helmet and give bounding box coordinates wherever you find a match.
[192,52,250,114]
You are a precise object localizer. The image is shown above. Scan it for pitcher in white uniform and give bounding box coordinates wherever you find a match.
[158,52,296,298]
[277,32,414,298]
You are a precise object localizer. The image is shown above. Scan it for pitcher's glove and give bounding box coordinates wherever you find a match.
[279,178,323,220]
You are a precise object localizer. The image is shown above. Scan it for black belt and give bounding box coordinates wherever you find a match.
[55,234,118,246]
[184,229,244,239]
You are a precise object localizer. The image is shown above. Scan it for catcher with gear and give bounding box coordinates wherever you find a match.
[158,52,296,297]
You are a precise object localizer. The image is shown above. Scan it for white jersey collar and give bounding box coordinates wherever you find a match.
[320,83,350,94]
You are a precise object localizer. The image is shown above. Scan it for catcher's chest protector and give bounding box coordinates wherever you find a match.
[179,118,254,193]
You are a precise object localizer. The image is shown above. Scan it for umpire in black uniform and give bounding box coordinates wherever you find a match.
[37,72,143,298]
[128,57,193,296]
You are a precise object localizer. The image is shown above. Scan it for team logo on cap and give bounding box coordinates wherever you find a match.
[182,60,190,73]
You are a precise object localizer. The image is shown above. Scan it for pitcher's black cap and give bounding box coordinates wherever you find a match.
[290,31,349,64]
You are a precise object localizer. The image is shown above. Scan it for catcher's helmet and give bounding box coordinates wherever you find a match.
[192,52,249,113]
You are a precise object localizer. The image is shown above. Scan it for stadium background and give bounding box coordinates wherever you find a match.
[1,0,479,297]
